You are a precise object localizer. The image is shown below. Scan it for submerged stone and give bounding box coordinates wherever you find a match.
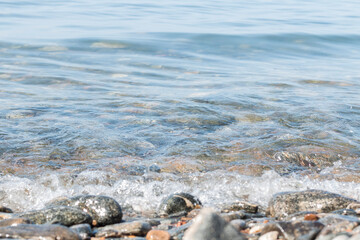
[183,208,246,240]
[47,195,122,226]
[267,189,359,219]
[0,224,80,240]
[18,206,92,226]
[158,193,202,217]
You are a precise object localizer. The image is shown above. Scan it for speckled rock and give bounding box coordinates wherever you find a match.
[0,224,81,240]
[262,221,324,240]
[47,195,122,226]
[268,190,359,219]
[0,218,33,227]
[70,223,93,240]
[18,206,93,226]
[158,193,202,217]
[0,206,13,213]
[146,229,171,240]
[95,221,152,238]
[183,208,246,240]
[221,201,258,214]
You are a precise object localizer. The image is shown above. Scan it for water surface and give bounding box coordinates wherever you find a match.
[1,0,360,212]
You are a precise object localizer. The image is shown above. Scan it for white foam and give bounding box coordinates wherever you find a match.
[1,168,359,213]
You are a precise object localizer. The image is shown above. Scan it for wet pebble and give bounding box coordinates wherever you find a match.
[146,229,171,240]
[0,206,13,213]
[268,189,359,219]
[0,224,80,240]
[47,195,123,226]
[158,193,202,217]
[95,221,152,237]
[18,206,93,226]
[183,208,246,240]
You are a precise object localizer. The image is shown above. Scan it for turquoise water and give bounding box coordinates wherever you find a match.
[1,0,360,212]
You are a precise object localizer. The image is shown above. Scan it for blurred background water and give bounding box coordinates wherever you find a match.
[1,0,360,213]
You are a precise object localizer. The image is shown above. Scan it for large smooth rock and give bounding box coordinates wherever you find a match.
[18,206,92,226]
[95,221,152,238]
[158,193,202,217]
[47,195,122,226]
[0,224,80,240]
[183,208,245,240]
[268,190,359,219]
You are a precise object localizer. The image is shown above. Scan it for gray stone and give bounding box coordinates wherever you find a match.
[70,223,92,240]
[220,211,246,222]
[268,190,359,219]
[229,219,247,231]
[349,233,360,240]
[183,208,246,240]
[18,206,92,226]
[332,209,358,216]
[262,221,324,240]
[47,195,122,227]
[158,193,202,217]
[318,214,359,235]
[0,224,80,239]
[332,235,350,240]
[95,221,151,237]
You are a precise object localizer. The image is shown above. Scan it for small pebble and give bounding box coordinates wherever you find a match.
[304,213,319,221]
[146,230,171,240]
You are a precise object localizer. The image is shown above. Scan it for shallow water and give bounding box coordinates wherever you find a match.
[1,0,360,212]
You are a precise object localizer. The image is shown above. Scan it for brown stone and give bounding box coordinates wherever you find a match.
[304,214,319,221]
[0,218,33,227]
[146,230,171,240]
[95,221,151,237]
